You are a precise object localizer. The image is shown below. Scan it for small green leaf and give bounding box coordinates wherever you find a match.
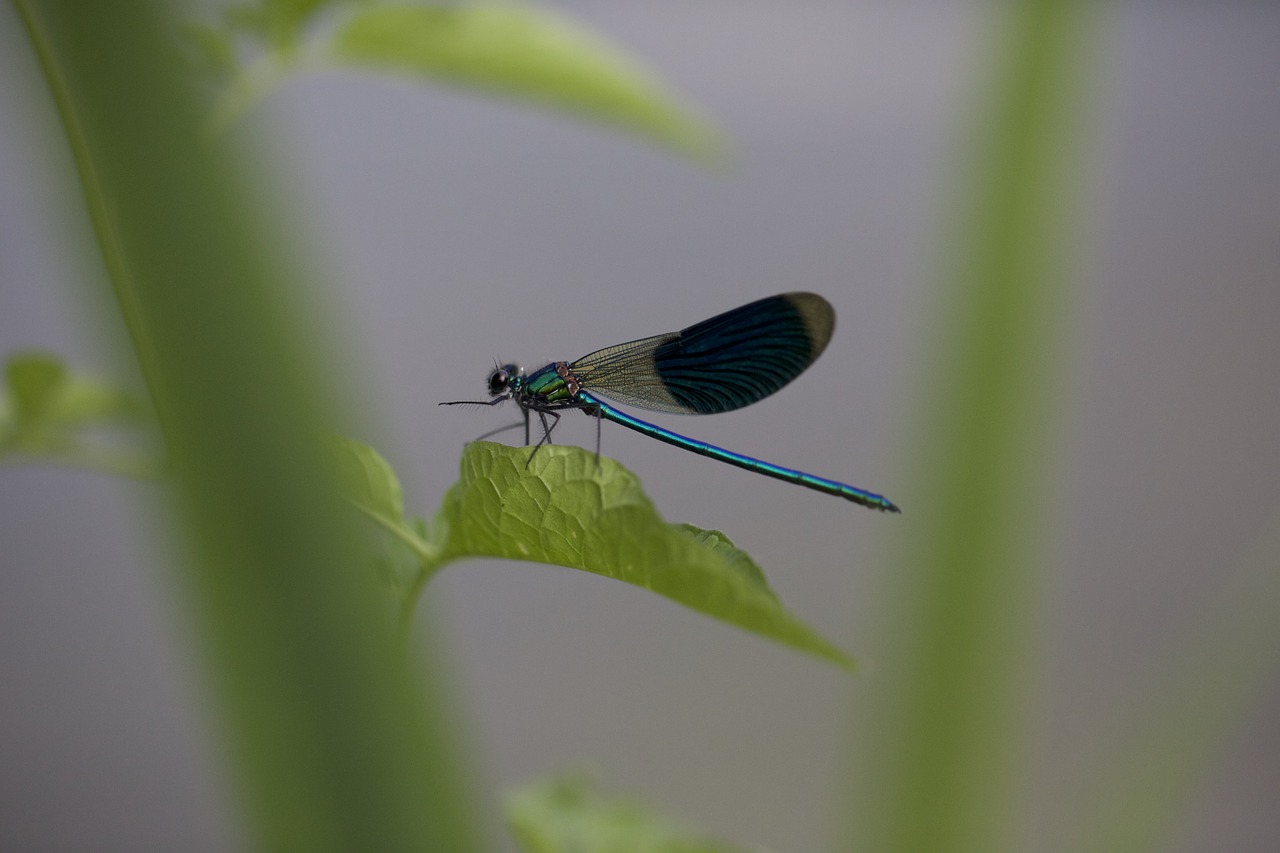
[373,520,433,596]
[47,376,150,427]
[506,771,757,853]
[226,0,360,48]
[1,352,159,477]
[326,2,723,162]
[433,442,853,669]
[333,434,405,521]
[5,352,148,431]
[331,437,442,593]
[6,352,68,426]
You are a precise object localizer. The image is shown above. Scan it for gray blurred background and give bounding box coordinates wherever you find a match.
[2,2,1278,850]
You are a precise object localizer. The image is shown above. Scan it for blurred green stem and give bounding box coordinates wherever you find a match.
[12,0,160,399]
[15,2,481,850]
[1074,510,1280,852]
[848,1,1097,851]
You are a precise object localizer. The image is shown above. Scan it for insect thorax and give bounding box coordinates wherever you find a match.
[522,362,578,405]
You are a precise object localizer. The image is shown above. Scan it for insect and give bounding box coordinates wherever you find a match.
[441,292,899,512]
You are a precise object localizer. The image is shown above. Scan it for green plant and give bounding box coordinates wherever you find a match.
[6,1,1277,851]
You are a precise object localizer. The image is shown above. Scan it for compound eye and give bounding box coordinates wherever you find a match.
[487,369,509,396]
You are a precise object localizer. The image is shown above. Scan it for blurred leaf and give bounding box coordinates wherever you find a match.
[49,375,151,427]
[3,351,149,431]
[332,437,441,614]
[430,441,852,669]
[506,771,757,853]
[334,433,405,521]
[373,519,433,596]
[325,2,722,161]
[6,351,68,425]
[226,0,363,48]
[1,351,158,476]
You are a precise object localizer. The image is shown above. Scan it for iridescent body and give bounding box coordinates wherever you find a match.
[442,293,899,512]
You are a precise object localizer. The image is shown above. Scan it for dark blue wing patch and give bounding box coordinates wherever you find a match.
[651,292,834,414]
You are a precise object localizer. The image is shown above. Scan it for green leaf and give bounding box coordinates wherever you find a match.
[6,352,68,426]
[674,523,770,589]
[433,441,853,669]
[5,351,148,431]
[373,519,433,597]
[506,771,757,853]
[0,351,158,477]
[332,437,442,595]
[226,0,361,49]
[334,434,405,521]
[333,437,849,665]
[48,375,150,427]
[326,2,722,162]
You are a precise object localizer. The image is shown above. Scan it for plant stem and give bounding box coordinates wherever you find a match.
[15,3,482,848]
[11,0,164,413]
[846,1,1099,850]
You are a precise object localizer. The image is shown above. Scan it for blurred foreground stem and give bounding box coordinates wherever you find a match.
[848,1,1098,851]
[16,2,480,849]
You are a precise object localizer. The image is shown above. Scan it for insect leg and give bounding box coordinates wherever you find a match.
[525,409,562,468]
[475,420,527,441]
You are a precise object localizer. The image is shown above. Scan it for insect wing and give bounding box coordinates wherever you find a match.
[572,292,834,415]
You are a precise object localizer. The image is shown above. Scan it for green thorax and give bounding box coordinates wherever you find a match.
[522,362,577,404]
